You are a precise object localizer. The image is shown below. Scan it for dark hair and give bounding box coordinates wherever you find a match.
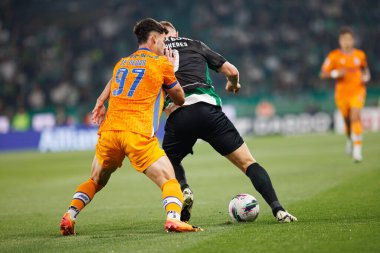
[339,26,354,36]
[160,21,176,31]
[133,18,168,44]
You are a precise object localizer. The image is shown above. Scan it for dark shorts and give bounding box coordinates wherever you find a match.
[163,102,244,163]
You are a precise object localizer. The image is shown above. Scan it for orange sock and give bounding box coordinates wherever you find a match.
[67,178,103,219]
[351,120,362,146]
[162,179,183,219]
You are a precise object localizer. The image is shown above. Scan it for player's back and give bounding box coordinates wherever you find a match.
[164,37,225,109]
[165,36,225,88]
[100,48,170,137]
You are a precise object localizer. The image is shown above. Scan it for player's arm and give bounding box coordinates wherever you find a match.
[218,61,241,94]
[91,79,111,125]
[164,47,179,72]
[320,69,346,79]
[162,56,185,106]
[361,52,371,83]
[362,67,371,83]
[199,41,241,93]
[319,53,345,80]
[165,82,185,106]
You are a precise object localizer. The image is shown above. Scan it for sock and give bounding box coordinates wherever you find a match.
[162,179,183,220]
[351,120,362,146]
[172,163,189,191]
[68,178,103,220]
[167,210,181,220]
[181,183,190,192]
[245,163,284,216]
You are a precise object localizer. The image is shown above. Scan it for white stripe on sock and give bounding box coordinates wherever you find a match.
[351,133,362,142]
[73,192,91,206]
[163,196,182,210]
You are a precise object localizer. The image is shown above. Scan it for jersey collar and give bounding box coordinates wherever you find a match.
[340,49,354,56]
[138,47,152,52]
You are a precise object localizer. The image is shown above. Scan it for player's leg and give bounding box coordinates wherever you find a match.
[169,162,194,222]
[335,95,352,155]
[350,107,362,161]
[163,108,198,222]
[344,113,353,155]
[349,90,365,162]
[224,145,296,222]
[60,156,118,235]
[128,132,202,232]
[163,110,197,190]
[143,156,202,232]
[144,156,182,217]
[170,160,195,222]
[204,105,297,222]
[172,162,190,190]
[60,131,123,236]
[344,115,351,139]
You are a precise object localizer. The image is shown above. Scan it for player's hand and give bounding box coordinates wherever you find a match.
[164,48,176,66]
[362,72,370,83]
[225,81,241,94]
[91,99,107,125]
[337,69,346,78]
[330,69,346,79]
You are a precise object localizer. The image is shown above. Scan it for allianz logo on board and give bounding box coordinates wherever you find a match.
[38,127,98,152]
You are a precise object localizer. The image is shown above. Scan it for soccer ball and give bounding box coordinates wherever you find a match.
[228,194,259,222]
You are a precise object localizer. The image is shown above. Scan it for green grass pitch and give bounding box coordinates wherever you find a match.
[0,132,379,253]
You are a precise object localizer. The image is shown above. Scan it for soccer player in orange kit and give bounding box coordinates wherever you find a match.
[59,18,202,235]
[320,26,371,162]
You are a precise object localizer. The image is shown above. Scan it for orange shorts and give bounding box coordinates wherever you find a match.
[335,89,366,118]
[96,131,166,173]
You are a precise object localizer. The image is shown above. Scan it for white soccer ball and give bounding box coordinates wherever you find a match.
[228,194,259,222]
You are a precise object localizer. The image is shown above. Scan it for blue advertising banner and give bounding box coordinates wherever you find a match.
[0,119,167,152]
[0,130,41,151]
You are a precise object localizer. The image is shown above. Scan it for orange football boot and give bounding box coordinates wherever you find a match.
[60,212,76,236]
[165,218,203,232]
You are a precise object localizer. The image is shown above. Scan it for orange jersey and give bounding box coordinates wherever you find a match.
[99,48,178,137]
[322,48,367,95]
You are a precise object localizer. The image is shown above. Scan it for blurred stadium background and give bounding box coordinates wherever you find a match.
[0,0,379,151]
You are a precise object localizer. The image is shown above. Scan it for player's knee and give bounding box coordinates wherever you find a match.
[226,145,256,172]
[350,109,361,122]
[144,158,176,186]
[91,166,116,187]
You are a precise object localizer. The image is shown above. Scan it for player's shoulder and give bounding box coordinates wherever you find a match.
[113,57,128,69]
[140,50,161,66]
[157,55,168,63]
[353,48,366,57]
[329,49,341,57]
[157,55,173,71]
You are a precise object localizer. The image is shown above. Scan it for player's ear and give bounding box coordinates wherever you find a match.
[149,32,158,45]
[150,33,157,44]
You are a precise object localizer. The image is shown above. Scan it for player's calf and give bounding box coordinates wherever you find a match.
[345,139,353,156]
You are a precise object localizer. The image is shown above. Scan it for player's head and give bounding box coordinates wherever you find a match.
[133,18,168,55]
[338,26,354,52]
[160,21,178,38]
